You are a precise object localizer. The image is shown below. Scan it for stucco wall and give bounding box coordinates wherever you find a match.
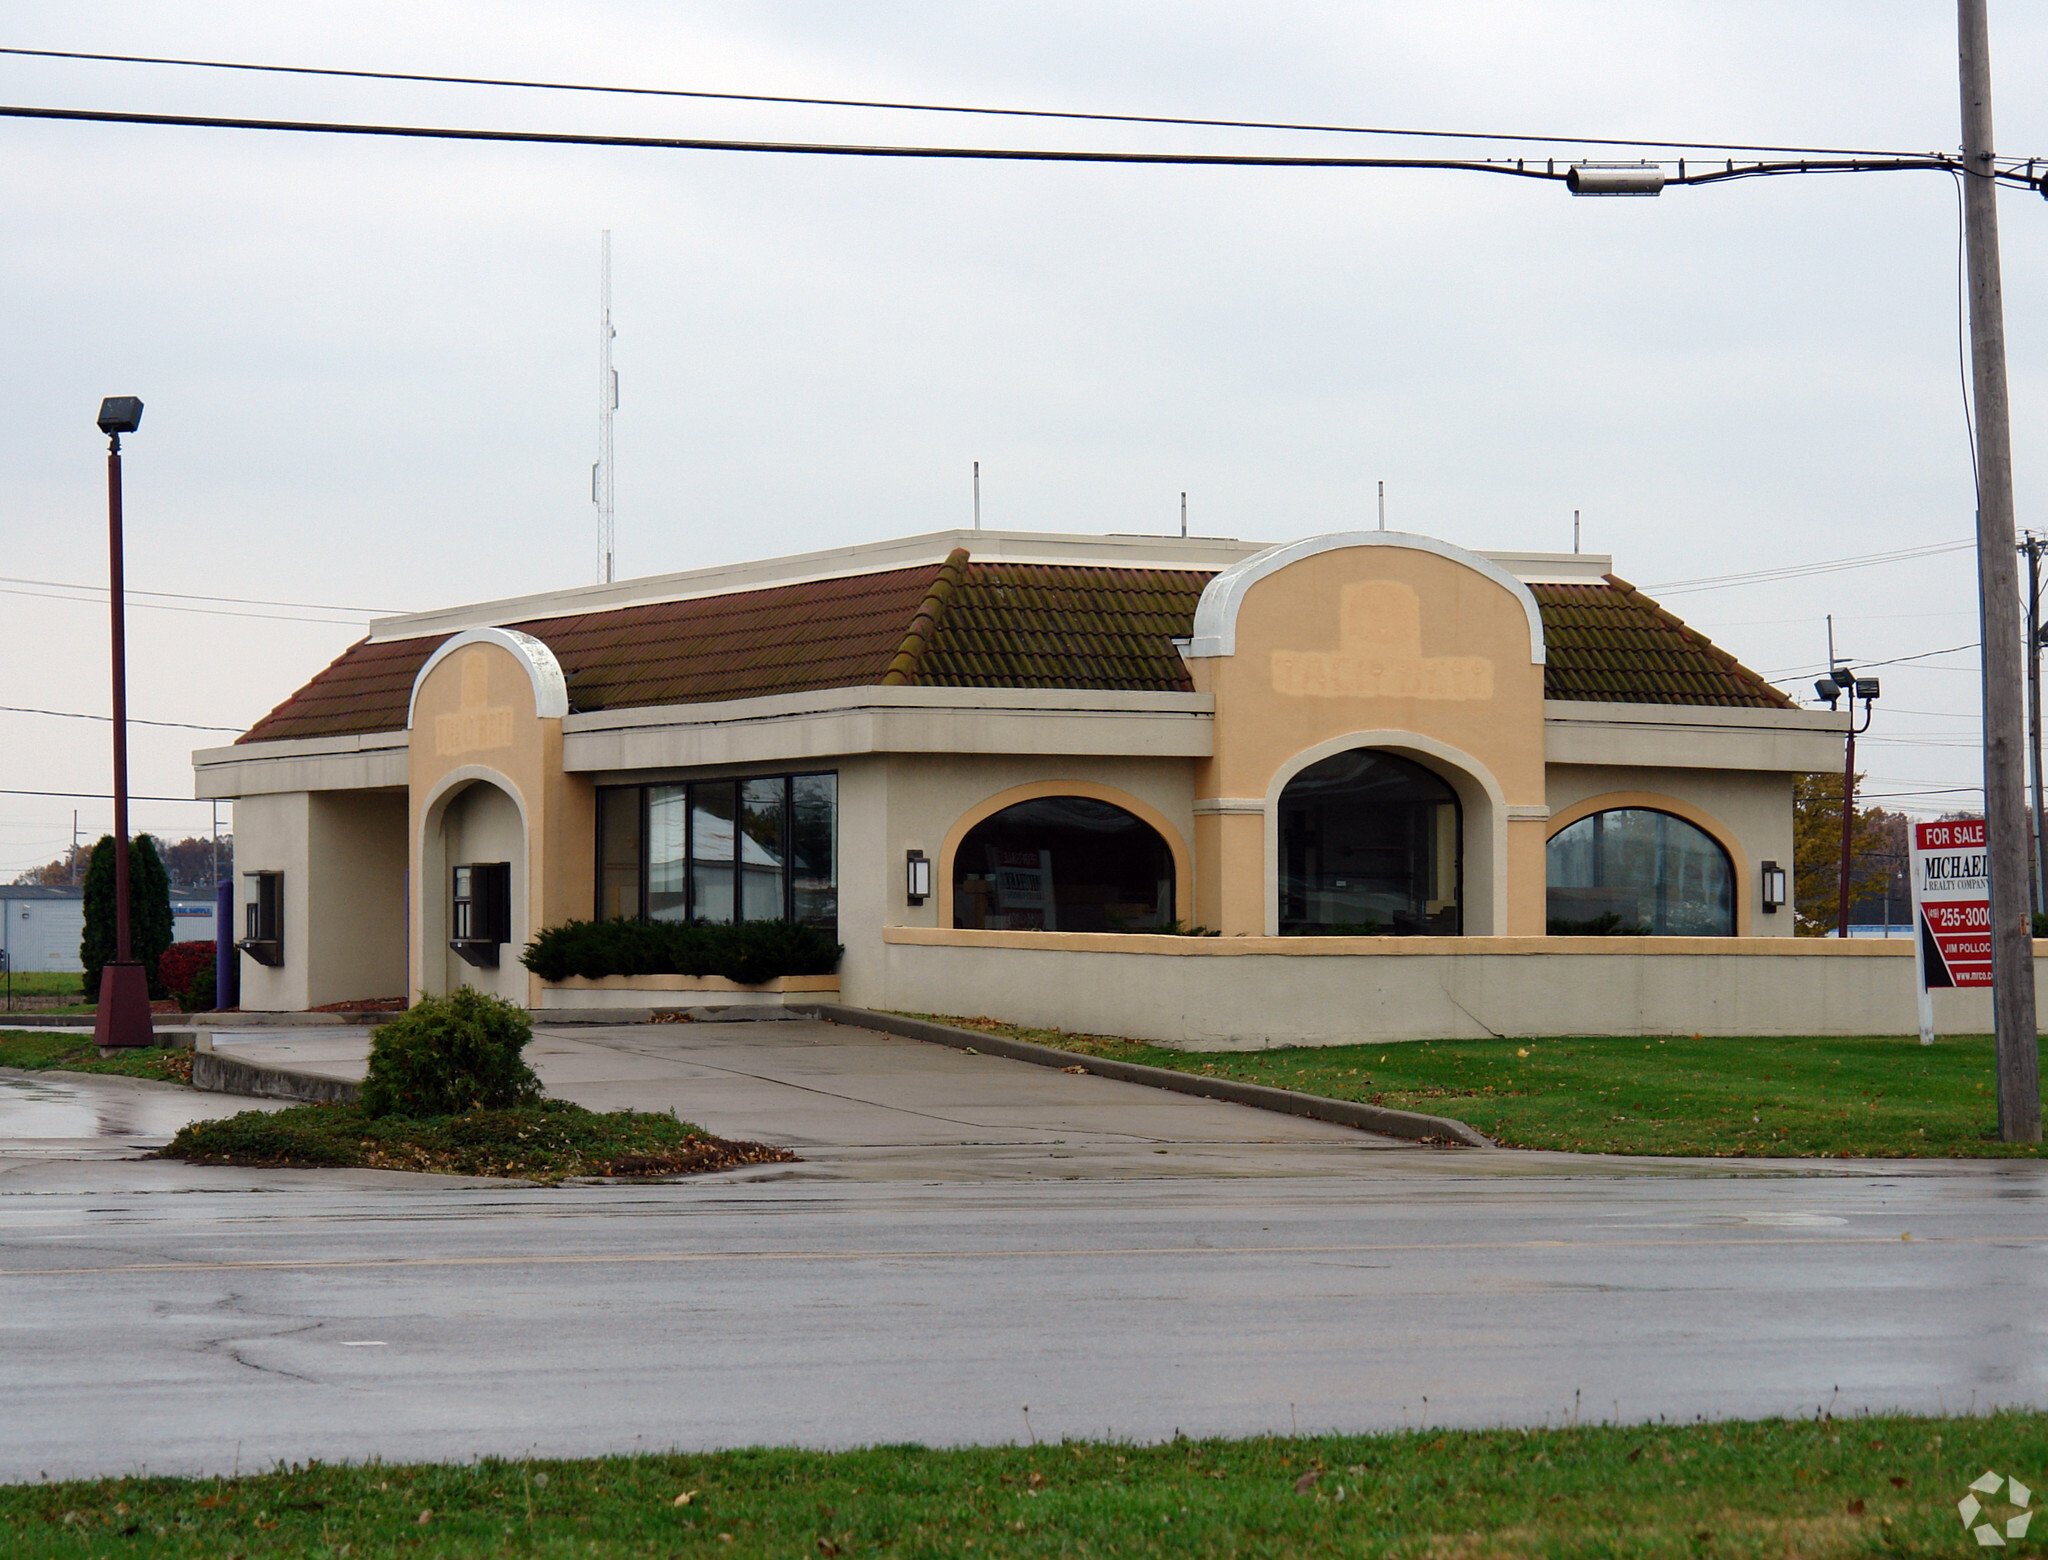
[433,781,527,1003]
[1184,537,1549,936]
[232,791,311,1011]
[830,751,1197,1009]
[1544,764,1795,937]
[877,929,2031,1046]
[306,790,408,1004]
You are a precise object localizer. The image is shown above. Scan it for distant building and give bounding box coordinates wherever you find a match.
[0,885,216,974]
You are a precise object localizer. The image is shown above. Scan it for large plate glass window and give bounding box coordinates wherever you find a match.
[592,773,836,933]
[1278,750,1461,935]
[1546,808,1734,936]
[952,796,1174,932]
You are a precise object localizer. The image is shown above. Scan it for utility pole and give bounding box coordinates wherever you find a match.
[973,461,981,530]
[1958,0,2041,1141]
[2026,533,2046,915]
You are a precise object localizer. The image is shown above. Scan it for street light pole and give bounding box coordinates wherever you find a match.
[1957,0,2041,1141]
[92,396,151,1051]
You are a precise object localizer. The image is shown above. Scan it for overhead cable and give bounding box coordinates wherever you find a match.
[0,104,1999,186]
[0,572,399,614]
[1647,539,1976,596]
[0,44,1961,159]
[0,704,242,733]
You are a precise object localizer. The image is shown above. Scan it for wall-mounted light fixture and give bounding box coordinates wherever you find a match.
[1760,859,1788,915]
[905,849,932,906]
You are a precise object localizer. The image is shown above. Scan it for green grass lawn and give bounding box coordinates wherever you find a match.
[917,1016,2046,1158]
[2,1413,2037,1558]
[0,971,83,999]
[0,971,93,1015]
[0,1028,191,1085]
[155,1100,798,1183]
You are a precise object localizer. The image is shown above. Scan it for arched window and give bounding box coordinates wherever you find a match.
[953,797,1174,932]
[1546,808,1735,936]
[1278,750,1461,935]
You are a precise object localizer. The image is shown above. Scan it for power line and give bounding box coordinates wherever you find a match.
[0,44,1965,160]
[1766,641,1980,679]
[0,573,398,614]
[0,104,1992,186]
[0,704,241,733]
[1647,539,1976,596]
[0,787,209,803]
[0,583,375,626]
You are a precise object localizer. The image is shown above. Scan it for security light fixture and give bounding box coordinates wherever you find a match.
[1761,860,1788,914]
[905,849,932,906]
[1855,677,1881,701]
[1831,666,1856,689]
[96,397,143,437]
[1815,677,1842,708]
[1565,162,1665,196]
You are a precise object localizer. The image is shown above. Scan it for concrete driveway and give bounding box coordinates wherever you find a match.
[203,1015,1411,1180]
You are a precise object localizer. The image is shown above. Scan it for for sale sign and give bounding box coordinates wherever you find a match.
[1910,818,1992,988]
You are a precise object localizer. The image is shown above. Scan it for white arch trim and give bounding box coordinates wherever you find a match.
[1185,530,1546,665]
[1259,730,1511,937]
[406,627,569,728]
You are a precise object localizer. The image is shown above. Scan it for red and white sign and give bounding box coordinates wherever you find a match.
[1910,818,1992,988]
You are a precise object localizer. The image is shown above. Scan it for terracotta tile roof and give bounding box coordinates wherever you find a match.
[238,563,948,742]
[1531,575,1794,709]
[236,553,1789,743]
[910,561,1209,691]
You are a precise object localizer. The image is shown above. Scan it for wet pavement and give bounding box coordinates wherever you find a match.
[0,1070,281,1163]
[1,1017,2043,1482]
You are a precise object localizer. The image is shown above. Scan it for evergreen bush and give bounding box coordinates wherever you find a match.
[79,834,175,999]
[360,988,541,1119]
[521,918,843,985]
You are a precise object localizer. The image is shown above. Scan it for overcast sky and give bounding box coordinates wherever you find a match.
[3,1,2045,880]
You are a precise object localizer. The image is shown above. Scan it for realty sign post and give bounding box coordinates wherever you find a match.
[1909,818,1992,1045]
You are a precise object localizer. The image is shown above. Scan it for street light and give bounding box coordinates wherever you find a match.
[92,395,152,1050]
[1826,669,1880,939]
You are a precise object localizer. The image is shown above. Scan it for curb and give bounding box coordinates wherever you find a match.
[811,1005,1495,1149]
[190,1050,362,1105]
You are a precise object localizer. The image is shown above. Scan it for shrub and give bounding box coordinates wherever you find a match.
[80,834,174,999]
[183,964,217,1013]
[359,988,541,1119]
[1547,912,1655,937]
[520,918,843,985]
[159,940,215,1008]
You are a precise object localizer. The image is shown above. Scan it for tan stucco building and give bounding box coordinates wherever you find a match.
[195,528,1843,1016]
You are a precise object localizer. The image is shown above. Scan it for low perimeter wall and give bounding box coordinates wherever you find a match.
[878,929,2042,1048]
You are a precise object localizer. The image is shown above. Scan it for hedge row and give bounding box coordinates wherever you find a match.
[520,918,843,986]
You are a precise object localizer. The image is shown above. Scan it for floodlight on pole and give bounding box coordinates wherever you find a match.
[93,395,153,1049]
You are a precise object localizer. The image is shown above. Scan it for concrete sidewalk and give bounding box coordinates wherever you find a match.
[204,1016,1412,1180]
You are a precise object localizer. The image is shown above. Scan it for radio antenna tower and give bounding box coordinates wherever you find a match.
[592,229,617,583]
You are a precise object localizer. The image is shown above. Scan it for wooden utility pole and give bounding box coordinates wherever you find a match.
[2027,534,2046,915]
[1958,0,2042,1141]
